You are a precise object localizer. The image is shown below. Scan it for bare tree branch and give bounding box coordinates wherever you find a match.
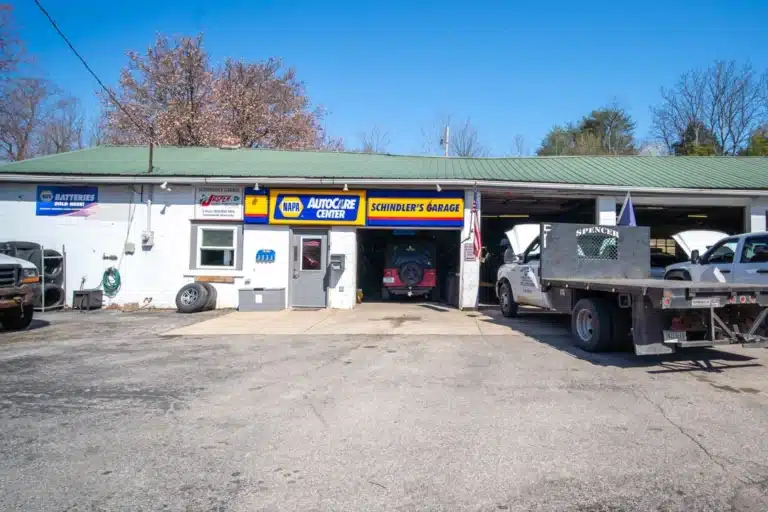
[513,134,525,156]
[651,61,766,155]
[359,125,390,154]
[0,78,50,161]
[451,117,486,157]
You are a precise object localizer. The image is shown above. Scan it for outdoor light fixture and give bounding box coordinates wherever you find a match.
[436,184,442,192]
[688,214,708,219]
[253,183,260,191]
[343,184,349,191]
[160,181,172,191]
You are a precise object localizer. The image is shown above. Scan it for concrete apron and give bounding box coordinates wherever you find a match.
[164,303,567,337]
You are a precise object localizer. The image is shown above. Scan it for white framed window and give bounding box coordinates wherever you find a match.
[196,225,238,269]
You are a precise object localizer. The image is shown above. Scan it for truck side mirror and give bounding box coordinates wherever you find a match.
[503,248,521,264]
[690,249,700,263]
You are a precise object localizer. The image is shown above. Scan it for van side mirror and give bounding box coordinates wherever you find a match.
[690,249,700,263]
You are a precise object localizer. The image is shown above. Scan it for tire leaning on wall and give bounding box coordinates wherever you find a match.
[200,282,218,310]
[175,283,210,313]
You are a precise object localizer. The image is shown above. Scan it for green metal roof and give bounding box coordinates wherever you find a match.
[1,145,767,190]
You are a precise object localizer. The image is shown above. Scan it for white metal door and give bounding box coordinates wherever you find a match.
[290,229,328,307]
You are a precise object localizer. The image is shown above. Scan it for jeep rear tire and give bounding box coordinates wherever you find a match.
[1,306,34,330]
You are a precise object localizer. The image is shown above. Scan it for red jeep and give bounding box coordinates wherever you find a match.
[381,240,437,300]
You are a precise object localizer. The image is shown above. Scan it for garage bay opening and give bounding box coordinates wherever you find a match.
[357,229,461,306]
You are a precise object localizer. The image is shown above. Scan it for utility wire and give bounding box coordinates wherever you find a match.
[32,0,152,141]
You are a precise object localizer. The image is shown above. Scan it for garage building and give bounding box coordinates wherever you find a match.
[1,147,766,311]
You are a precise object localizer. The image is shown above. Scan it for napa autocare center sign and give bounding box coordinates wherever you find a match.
[36,185,99,216]
[367,190,465,228]
[269,189,366,225]
[195,187,243,220]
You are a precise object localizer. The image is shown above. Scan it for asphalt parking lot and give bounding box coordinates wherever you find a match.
[1,308,768,511]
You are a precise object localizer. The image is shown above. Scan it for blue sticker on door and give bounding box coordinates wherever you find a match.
[36,185,99,216]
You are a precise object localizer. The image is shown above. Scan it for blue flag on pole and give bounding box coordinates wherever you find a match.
[617,192,636,226]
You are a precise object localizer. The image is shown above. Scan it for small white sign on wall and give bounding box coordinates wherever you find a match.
[195,187,244,220]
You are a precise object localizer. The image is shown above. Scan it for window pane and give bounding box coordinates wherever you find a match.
[201,229,234,248]
[200,248,234,267]
[301,238,322,271]
[708,241,737,263]
[742,236,768,263]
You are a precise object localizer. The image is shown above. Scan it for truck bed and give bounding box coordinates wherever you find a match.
[543,277,768,295]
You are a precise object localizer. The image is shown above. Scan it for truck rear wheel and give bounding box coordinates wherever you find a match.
[499,281,519,318]
[1,306,34,330]
[571,298,612,352]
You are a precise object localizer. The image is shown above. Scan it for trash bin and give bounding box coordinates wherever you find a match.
[238,288,285,312]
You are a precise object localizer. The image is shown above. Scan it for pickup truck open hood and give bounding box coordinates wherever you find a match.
[504,224,539,255]
[672,230,727,257]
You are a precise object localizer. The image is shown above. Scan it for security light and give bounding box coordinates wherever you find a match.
[436,184,442,192]
[343,184,349,191]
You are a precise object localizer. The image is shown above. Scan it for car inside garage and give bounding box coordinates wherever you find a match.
[356,228,461,305]
[632,204,745,276]
[479,192,595,303]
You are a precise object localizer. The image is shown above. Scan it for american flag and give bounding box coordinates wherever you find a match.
[472,187,481,259]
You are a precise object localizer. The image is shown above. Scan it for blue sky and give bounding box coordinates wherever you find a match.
[12,0,768,155]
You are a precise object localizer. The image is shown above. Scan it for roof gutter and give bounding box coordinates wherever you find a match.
[1,173,767,198]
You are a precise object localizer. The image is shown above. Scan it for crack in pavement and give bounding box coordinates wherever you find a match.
[637,391,731,475]
[640,393,752,485]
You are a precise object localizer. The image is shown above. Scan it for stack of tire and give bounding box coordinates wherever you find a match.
[3,241,65,310]
[175,282,217,313]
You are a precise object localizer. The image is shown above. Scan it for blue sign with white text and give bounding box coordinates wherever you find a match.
[36,185,99,216]
[268,189,366,225]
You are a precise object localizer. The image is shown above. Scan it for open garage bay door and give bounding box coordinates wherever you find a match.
[634,204,745,277]
[357,229,461,306]
[479,192,595,303]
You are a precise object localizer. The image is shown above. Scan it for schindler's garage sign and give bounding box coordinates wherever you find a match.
[366,190,464,228]
[269,189,366,226]
[36,185,99,216]
[195,187,243,220]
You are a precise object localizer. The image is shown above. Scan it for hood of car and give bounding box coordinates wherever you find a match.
[672,230,727,257]
[504,224,539,255]
[0,253,36,269]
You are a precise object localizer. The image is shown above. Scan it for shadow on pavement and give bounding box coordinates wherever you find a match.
[480,308,762,373]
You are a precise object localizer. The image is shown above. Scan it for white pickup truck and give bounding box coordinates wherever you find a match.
[664,231,768,284]
[497,225,768,317]
[0,252,40,330]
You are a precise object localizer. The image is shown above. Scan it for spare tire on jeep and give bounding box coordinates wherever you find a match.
[398,261,425,287]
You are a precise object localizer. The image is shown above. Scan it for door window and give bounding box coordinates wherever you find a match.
[523,239,540,263]
[741,235,768,263]
[701,238,738,264]
[300,237,323,271]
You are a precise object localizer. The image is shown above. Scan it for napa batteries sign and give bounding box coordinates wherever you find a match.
[36,185,98,216]
[367,190,465,228]
[269,189,366,226]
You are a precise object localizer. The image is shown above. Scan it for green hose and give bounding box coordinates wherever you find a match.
[102,267,121,297]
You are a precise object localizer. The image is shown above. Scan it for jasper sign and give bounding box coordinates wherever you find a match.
[195,187,243,220]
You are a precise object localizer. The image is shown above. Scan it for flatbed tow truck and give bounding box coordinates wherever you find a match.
[496,223,768,355]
